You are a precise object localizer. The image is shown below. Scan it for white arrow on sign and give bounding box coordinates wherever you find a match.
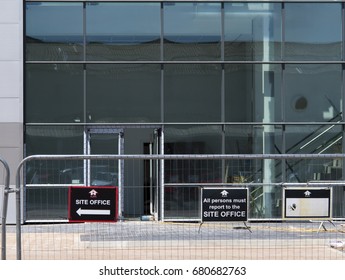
[76,208,110,216]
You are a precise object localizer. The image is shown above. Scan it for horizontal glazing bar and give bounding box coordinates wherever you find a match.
[25,61,345,64]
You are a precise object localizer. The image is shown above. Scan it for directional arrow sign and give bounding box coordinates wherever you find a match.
[68,186,118,222]
[76,208,111,216]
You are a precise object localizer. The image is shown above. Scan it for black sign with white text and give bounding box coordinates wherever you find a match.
[202,188,248,222]
[68,186,118,222]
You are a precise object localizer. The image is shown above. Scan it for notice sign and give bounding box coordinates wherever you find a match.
[284,187,332,220]
[68,186,118,222]
[202,188,248,222]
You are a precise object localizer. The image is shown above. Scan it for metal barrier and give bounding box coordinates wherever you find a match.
[7,154,345,259]
[0,156,10,260]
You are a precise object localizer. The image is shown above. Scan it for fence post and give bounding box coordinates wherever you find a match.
[1,156,10,260]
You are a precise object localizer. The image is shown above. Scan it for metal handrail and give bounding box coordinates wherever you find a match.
[1,156,10,260]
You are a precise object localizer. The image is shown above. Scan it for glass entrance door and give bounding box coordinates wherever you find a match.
[85,126,162,219]
[85,127,124,218]
[143,128,162,219]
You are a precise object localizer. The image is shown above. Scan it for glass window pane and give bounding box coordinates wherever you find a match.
[89,134,119,187]
[25,125,84,220]
[86,64,161,123]
[225,64,282,122]
[225,124,282,218]
[25,125,84,155]
[224,3,282,61]
[164,186,200,220]
[285,125,343,183]
[25,126,84,184]
[26,2,83,61]
[225,124,283,180]
[165,124,223,181]
[165,125,223,154]
[285,125,342,155]
[164,64,222,122]
[285,3,342,61]
[25,64,84,123]
[225,124,282,154]
[164,125,222,219]
[284,64,342,122]
[163,3,221,61]
[86,2,161,61]
[25,125,84,185]
[26,187,68,220]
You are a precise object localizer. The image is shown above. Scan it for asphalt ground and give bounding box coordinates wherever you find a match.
[2,221,345,260]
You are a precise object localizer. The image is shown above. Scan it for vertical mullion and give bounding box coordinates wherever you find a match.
[161,2,164,123]
[281,2,286,182]
[83,2,87,124]
[221,3,225,182]
[341,3,345,179]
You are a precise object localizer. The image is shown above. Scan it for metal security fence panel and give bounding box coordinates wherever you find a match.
[7,154,345,260]
[15,218,345,260]
[0,156,10,260]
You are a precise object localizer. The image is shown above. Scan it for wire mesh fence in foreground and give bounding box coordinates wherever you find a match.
[3,220,344,260]
[3,154,345,260]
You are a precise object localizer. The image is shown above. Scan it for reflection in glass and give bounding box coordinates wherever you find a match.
[86,64,161,123]
[225,64,281,122]
[285,3,342,60]
[164,124,222,219]
[225,125,282,154]
[26,64,84,123]
[224,2,282,61]
[25,126,84,184]
[164,125,222,183]
[285,124,343,181]
[24,126,82,220]
[164,186,200,220]
[165,125,222,154]
[164,64,222,122]
[285,125,343,155]
[86,2,160,61]
[225,125,282,182]
[225,124,283,219]
[89,133,119,187]
[284,64,342,122]
[26,187,68,220]
[26,2,83,61]
[163,3,221,60]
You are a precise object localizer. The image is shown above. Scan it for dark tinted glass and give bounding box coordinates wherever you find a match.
[164,64,222,122]
[26,2,83,61]
[86,3,161,61]
[284,64,342,122]
[86,64,161,122]
[285,3,342,60]
[26,64,84,123]
[225,3,282,61]
[163,3,221,61]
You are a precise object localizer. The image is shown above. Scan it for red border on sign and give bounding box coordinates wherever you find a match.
[68,186,118,223]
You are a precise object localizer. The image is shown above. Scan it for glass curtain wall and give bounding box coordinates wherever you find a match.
[25,1,345,220]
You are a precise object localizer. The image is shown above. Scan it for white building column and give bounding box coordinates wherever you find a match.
[0,0,23,224]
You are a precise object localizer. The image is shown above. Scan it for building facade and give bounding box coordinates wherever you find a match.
[1,0,345,222]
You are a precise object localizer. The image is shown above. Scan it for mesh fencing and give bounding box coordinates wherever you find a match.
[3,154,345,259]
[13,219,345,260]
